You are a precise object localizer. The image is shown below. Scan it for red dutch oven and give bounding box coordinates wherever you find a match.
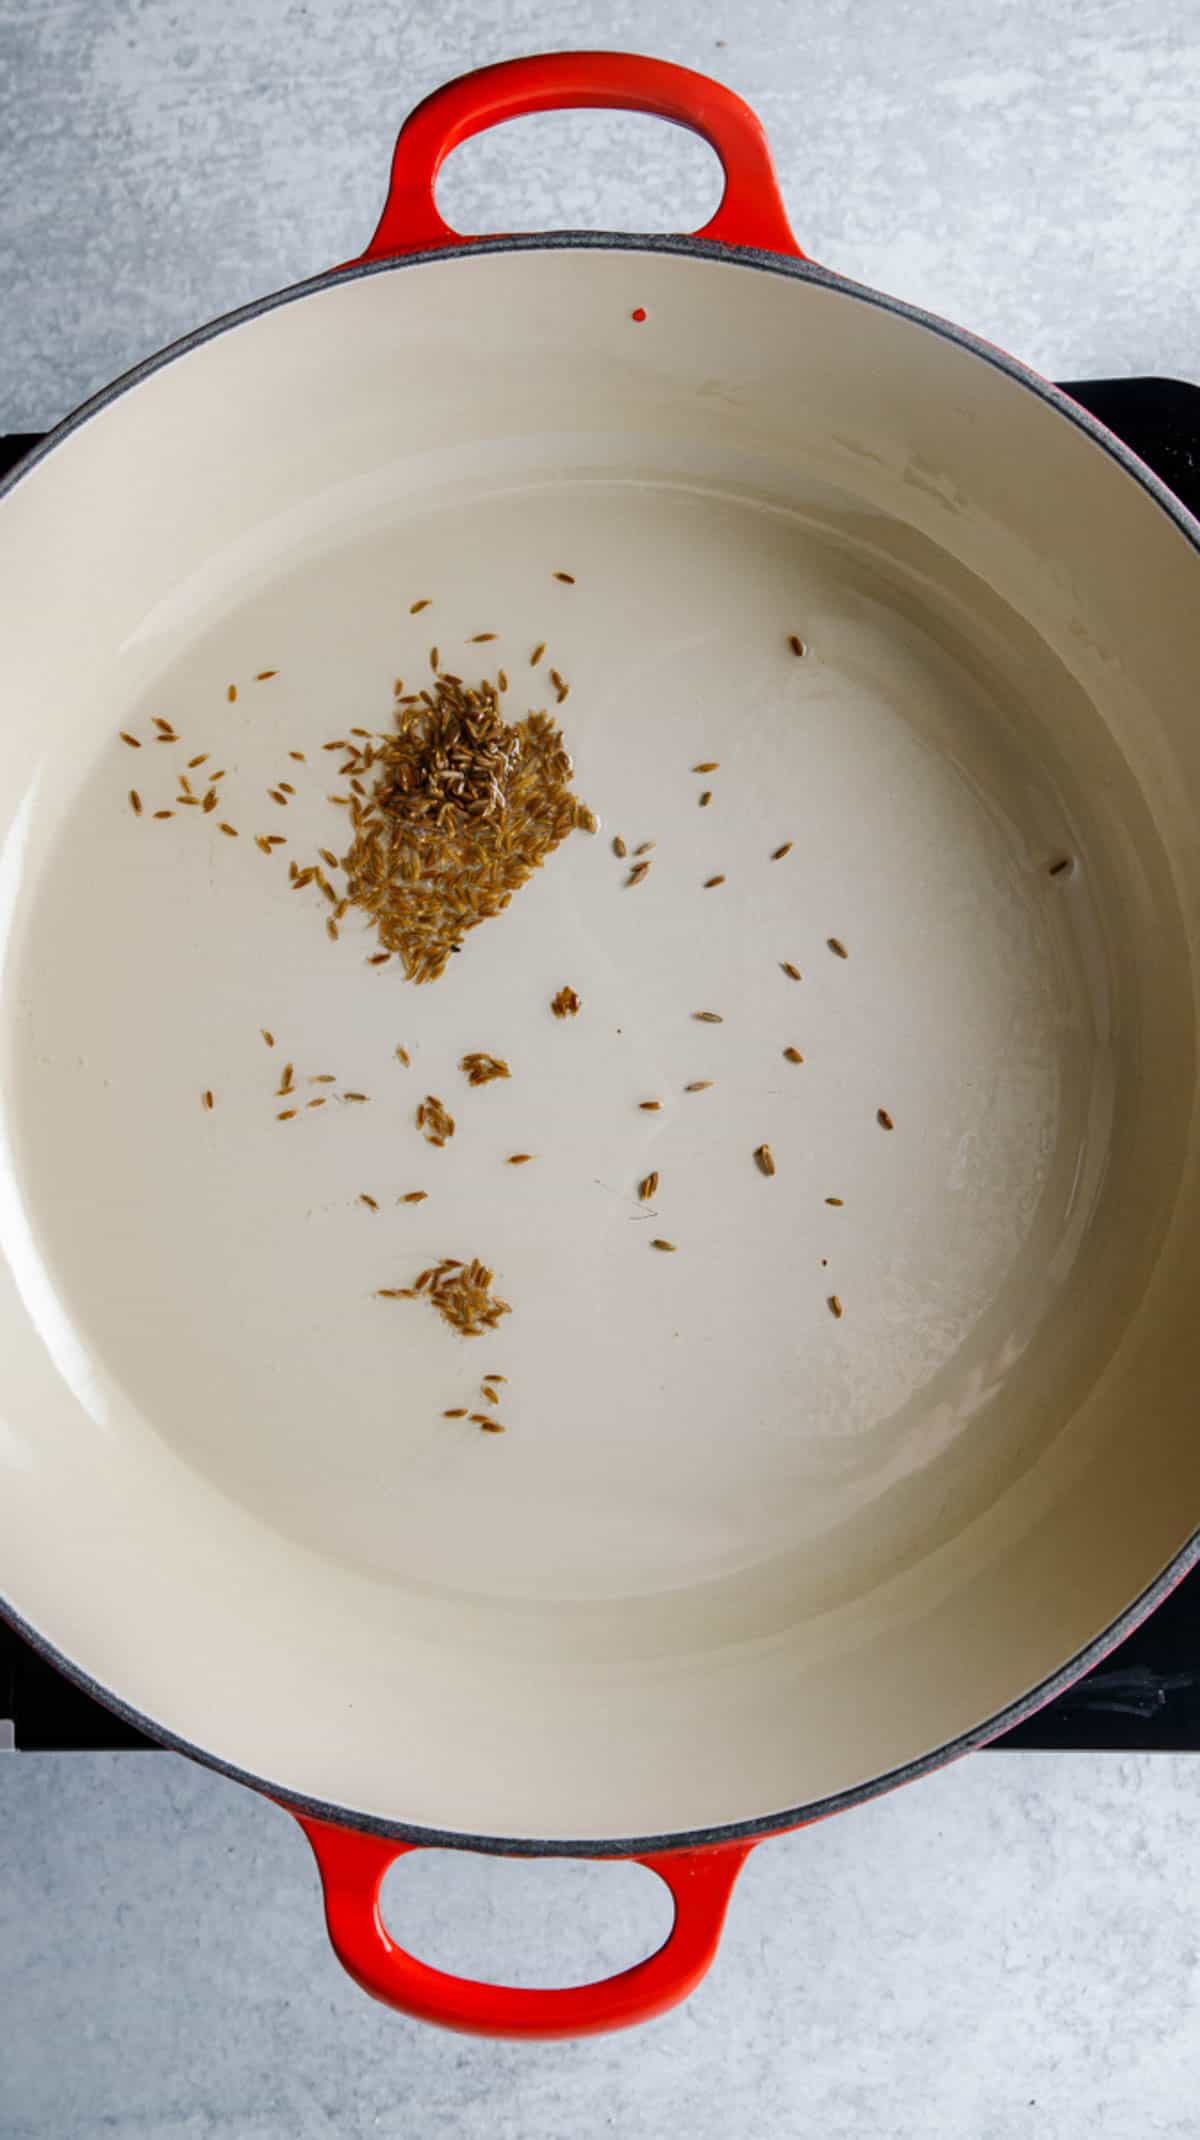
[3,52,1200,2039]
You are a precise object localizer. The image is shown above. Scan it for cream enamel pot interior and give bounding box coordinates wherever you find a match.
[4,51,1200,2038]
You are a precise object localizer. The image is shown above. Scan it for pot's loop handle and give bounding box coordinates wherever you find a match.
[291,1809,754,2039]
[350,50,803,265]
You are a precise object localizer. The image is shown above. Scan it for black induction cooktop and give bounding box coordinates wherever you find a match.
[2,377,1199,1755]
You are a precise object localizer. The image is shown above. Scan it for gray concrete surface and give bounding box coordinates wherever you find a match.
[2,2,1200,2135]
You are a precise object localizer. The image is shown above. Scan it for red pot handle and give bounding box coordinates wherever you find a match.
[291,1809,755,2039]
[351,50,802,265]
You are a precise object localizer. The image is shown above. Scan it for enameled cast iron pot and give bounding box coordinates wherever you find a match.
[3,53,1200,2038]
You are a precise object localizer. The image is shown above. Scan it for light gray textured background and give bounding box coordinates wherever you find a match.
[2,2,1200,2135]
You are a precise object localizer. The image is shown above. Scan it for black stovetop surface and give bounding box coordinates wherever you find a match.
[2,377,1199,1754]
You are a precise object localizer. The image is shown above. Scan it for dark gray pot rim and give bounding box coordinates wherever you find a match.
[3,231,1199,1858]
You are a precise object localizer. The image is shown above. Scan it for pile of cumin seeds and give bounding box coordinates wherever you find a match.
[331,674,596,983]
[380,1256,512,1338]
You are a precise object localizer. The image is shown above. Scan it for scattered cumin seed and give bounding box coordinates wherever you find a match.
[310,1073,337,1083]
[268,789,288,806]
[266,835,286,847]
[498,669,509,691]
[827,937,848,959]
[319,849,339,870]
[828,1294,844,1319]
[639,1100,662,1111]
[553,571,575,583]
[152,717,174,735]
[703,874,726,889]
[277,1109,297,1121]
[202,1089,214,1110]
[443,1408,468,1418]
[650,1239,677,1252]
[476,1418,506,1434]
[342,1092,369,1103]
[420,1094,455,1144]
[367,952,391,965]
[506,1153,533,1165]
[359,1194,379,1210]
[772,842,793,860]
[483,1372,507,1383]
[377,1288,415,1299]
[120,731,140,748]
[699,790,712,807]
[789,634,805,657]
[692,761,719,773]
[261,1029,275,1048]
[429,646,439,671]
[549,667,565,692]
[1049,856,1073,876]
[410,598,431,613]
[685,1080,713,1092]
[877,1108,895,1131]
[218,822,238,837]
[783,1047,804,1064]
[129,789,142,815]
[780,962,801,981]
[638,1171,659,1201]
[327,918,339,940]
[469,632,497,642]
[550,986,581,1020]
[400,1191,428,1203]
[307,1097,326,1109]
[279,1064,294,1094]
[825,1196,844,1206]
[693,1010,723,1023]
[254,835,272,855]
[626,861,650,887]
[754,1143,776,1178]
[278,781,295,795]
[395,1046,411,1068]
[460,1051,511,1085]
[530,642,546,666]
[188,753,209,769]
[153,809,174,819]
[202,791,217,813]
[227,684,237,702]
[613,836,627,858]
[257,669,278,681]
